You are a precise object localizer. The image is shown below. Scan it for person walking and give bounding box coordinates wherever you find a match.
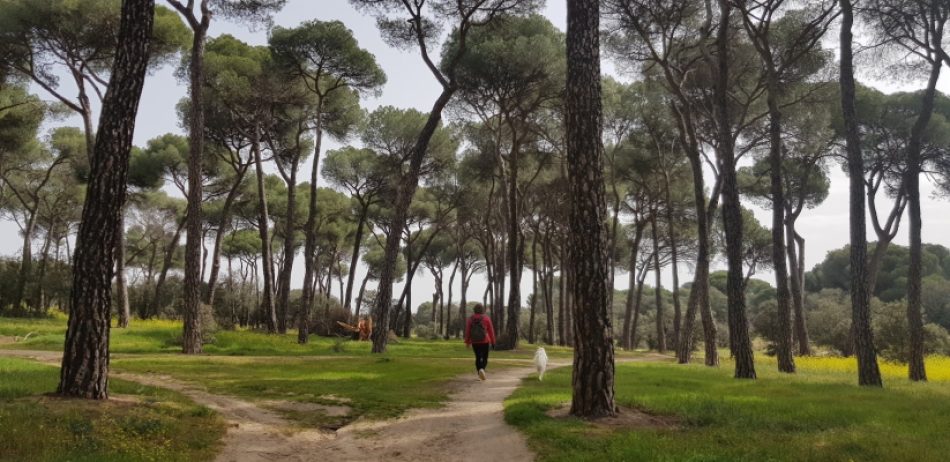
[464,303,496,380]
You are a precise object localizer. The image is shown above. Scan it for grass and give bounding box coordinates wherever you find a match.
[0,357,225,462]
[0,314,577,359]
[111,354,520,427]
[506,357,950,462]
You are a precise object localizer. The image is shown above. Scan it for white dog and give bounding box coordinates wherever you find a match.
[534,347,548,381]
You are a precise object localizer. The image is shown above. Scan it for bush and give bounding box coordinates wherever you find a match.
[413,324,440,340]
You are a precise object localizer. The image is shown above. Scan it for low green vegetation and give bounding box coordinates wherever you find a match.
[112,355,503,426]
[0,357,225,462]
[0,314,575,359]
[506,359,950,462]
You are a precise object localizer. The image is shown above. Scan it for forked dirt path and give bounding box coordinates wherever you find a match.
[0,348,667,462]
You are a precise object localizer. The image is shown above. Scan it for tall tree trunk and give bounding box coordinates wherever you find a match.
[355,274,370,317]
[622,223,643,349]
[33,227,55,316]
[663,172,682,348]
[557,249,566,346]
[529,233,538,344]
[715,0,755,379]
[371,89,455,353]
[459,262,469,339]
[674,134,717,367]
[252,125,278,333]
[566,0,616,417]
[59,0,154,398]
[181,11,210,355]
[150,214,185,318]
[276,158,299,334]
[786,218,810,355]
[764,74,795,373]
[542,233,555,344]
[115,210,130,328]
[905,58,942,382]
[446,258,458,339]
[206,166,246,306]
[12,211,37,315]
[840,0,882,387]
[299,112,324,344]
[501,137,522,350]
[650,215,666,352]
[345,205,368,318]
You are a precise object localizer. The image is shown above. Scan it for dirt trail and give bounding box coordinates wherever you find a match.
[0,349,668,462]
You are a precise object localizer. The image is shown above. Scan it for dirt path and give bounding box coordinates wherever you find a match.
[0,349,667,462]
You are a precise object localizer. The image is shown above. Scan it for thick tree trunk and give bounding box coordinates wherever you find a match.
[840,0,882,387]
[764,76,795,373]
[276,158,299,334]
[299,115,324,344]
[905,60,942,382]
[557,250,566,346]
[59,0,154,399]
[674,136,717,366]
[715,0,755,379]
[252,126,278,333]
[502,173,522,350]
[371,89,455,353]
[116,210,130,328]
[182,15,209,355]
[566,0,616,417]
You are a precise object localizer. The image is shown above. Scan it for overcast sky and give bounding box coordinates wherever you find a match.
[3,1,949,312]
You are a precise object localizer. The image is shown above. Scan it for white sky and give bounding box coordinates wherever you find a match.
[3,0,949,312]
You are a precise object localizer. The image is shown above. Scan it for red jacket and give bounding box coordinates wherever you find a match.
[464,314,496,345]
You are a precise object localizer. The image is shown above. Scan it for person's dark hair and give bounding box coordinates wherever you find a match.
[473,303,485,314]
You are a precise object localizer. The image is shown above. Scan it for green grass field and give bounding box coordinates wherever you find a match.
[0,357,225,462]
[0,314,575,359]
[506,358,950,462]
[7,315,950,462]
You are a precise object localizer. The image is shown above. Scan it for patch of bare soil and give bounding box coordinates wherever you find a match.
[0,336,16,345]
[546,404,679,430]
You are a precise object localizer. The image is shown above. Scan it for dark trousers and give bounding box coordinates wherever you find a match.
[473,343,490,371]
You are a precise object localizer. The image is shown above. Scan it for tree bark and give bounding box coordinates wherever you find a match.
[181,8,210,355]
[566,0,616,418]
[786,219,810,355]
[905,56,942,382]
[116,210,130,328]
[371,89,455,353]
[206,164,247,306]
[59,0,154,399]
[299,107,324,344]
[252,125,278,333]
[345,207,368,319]
[663,172,682,349]
[529,233,538,344]
[840,0,882,387]
[764,73,795,373]
[276,157,299,334]
[715,0,755,379]
[650,214,666,352]
[622,223,643,349]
